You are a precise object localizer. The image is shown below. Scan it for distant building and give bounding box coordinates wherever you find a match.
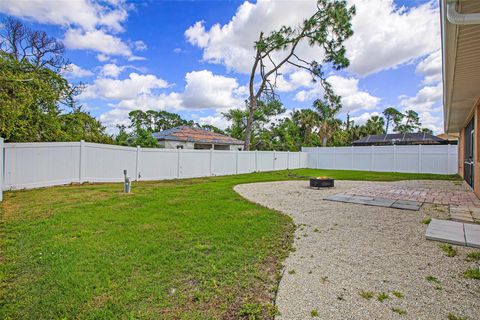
[152,126,244,150]
[352,132,449,146]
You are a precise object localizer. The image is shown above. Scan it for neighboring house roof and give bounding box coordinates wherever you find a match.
[441,0,480,133]
[353,133,447,146]
[152,126,244,145]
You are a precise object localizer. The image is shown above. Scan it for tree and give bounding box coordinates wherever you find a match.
[395,109,421,133]
[0,18,111,143]
[128,110,196,133]
[243,0,355,150]
[362,115,385,135]
[420,127,433,134]
[1,17,66,70]
[59,107,113,144]
[292,109,319,146]
[314,98,341,147]
[223,99,285,149]
[382,107,403,133]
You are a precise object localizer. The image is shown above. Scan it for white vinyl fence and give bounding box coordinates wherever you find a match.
[1,141,308,191]
[303,145,458,175]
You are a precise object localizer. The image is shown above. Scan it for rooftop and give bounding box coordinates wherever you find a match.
[152,126,244,145]
[353,132,447,145]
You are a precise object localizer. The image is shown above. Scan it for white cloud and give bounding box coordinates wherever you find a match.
[345,0,440,75]
[61,63,93,78]
[416,50,442,85]
[398,82,443,133]
[64,28,132,57]
[115,92,183,111]
[399,82,442,113]
[88,70,245,130]
[197,114,231,130]
[275,70,313,92]
[350,111,381,125]
[133,40,147,51]
[0,0,128,32]
[294,75,380,113]
[79,73,170,100]
[0,0,146,60]
[97,54,110,62]
[182,70,244,110]
[185,0,440,76]
[99,63,127,78]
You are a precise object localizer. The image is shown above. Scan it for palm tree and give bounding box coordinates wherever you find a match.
[382,107,403,133]
[313,99,341,147]
[363,115,386,135]
[292,109,319,146]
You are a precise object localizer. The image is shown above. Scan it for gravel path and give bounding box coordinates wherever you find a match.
[234,180,480,320]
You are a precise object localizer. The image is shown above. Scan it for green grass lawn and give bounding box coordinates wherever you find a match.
[0,169,459,319]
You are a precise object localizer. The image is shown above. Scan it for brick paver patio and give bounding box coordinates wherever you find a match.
[342,180,480,223]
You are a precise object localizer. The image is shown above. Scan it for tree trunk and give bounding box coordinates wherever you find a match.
[244,97,256,150]
[322,136,327,147]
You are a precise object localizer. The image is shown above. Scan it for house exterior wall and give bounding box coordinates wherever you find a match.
[458,102,480,198]
[474,104,480,197]
[159,139,243,151]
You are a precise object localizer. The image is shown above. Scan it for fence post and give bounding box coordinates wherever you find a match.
[0,137,3,202]
[351,146,354,170]
[176,148,180,178]
[235,149,239,174]
[333,147,336,169]
[447,144,451,174]
[287,151,290,169]
[370,145,374,171]
[418,144,422,173]
[79,140,85,183]
[273,150,276,170]
[393,144,397,172]
[316,149,319,169]
[135,145,140,180]
[255,150,258,172]
[210,148,213,176]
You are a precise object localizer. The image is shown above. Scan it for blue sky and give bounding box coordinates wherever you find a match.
[0,0,443,134]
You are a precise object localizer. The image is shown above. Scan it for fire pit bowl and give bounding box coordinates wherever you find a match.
[310,177,334,188]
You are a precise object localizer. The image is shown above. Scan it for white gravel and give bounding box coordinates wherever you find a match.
[234,180,480,320]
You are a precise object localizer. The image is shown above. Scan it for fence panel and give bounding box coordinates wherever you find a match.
[275,152,289,170]
[212,151,237,176]
[237,152,256,173]
[303,145,458,175]
[4,142,81,189]
[138,149,178,180]
[178,150,211,178]
[84,143,137,182]
[256,152,275,171]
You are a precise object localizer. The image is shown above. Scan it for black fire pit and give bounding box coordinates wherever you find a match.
[310,177,334,188]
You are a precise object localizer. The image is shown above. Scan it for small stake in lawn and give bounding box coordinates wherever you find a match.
[123,170,131,193]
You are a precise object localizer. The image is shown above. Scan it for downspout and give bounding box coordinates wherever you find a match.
[447,1,480,25]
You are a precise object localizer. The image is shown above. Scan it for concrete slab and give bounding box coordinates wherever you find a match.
[323,194,353,202]
[426,219,466,246]
[391,201,421,211]
[394,200,422,206]
[368,198,396,207]
[464,223,480,248]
